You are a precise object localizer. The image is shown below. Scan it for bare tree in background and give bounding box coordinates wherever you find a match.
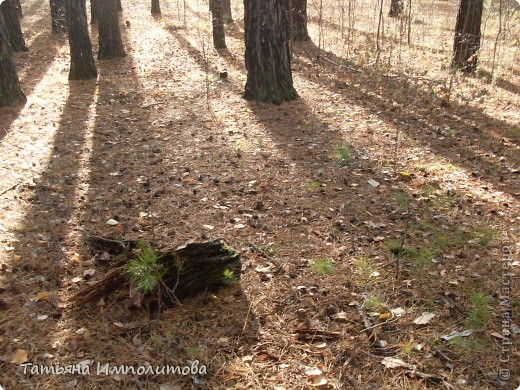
[452,0,484,73]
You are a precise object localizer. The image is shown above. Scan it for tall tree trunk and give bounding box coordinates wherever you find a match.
[0,0,28,51]
[222,0,233,24]
[210,0,226,48]
[0,19,26,106]
[98,0,125,59]
[244,0,298,104]
[388,0,403,17]
[151,0,161,14]
[289,0,309,41]
[90,0,98,24]
[13,0,22,17]
[50,0,67,34]
[452,0,483,73]
[67,0,97,80]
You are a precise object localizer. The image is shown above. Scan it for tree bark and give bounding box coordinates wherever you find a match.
[288,0,309,41]
[0,18,26,106]
[0,0,27,51]
[67,0,97,80]
[452,0,484,73]
[388,0,404,17]
[116,0,122,11]
[72,239,242,310]
[50,0,67,34]
[90,0,98,24]
[222,0,233,23]
[210,0,226,49]
[244,0,298,104]
[98,0,125,59]
[13,0,22,17]
[151,0,161,14]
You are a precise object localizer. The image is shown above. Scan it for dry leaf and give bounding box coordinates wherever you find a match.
[379,312,392,320]
[106,219,119,226]
[368,179,380,187]
[35,291,49,301]
[304,367,322,376]
[381,357,412,369]
[413,312,435,325]
[11,349,29,364]
[309,376,328,386]
[390,307,406,316]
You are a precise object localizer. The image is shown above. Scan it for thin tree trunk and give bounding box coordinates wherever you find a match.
[222,0,233,23]
[91,0,98,24]
[67,0,97,80]
[452,0,483,73]
[0,0,28,51]
[389,0,403,17]
[50,0,67,34]
[244,0,298,104]
[289,0,309,41]
[151,0,161,14]
[98,0,125,59]
[13,0,22,17]
[210,0,226,48]
[0,18,26,106]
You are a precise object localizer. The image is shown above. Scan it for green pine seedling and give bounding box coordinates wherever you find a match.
[123,243,166,294]
[333,141,354,164]
[223,268,239,285]
[311,258,334,275]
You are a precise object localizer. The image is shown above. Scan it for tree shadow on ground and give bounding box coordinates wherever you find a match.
[290,41,519,197]
[168,20,415,264]
[0,12,66,141]
[0,78,98,388]
[71,23,258,389]
[478,69,520,96]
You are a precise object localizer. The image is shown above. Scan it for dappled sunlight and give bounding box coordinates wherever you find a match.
[0,0,518,388]
[0,50,70,237]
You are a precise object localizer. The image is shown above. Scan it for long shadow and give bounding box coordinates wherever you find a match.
[168,20,412,255]
[0,15,66,142]
[290,41,520,196]
[70,20,258,389]
[478,69,520,96]
[0,78,98,387]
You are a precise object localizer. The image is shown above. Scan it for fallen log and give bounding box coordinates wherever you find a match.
[72,238,241,310]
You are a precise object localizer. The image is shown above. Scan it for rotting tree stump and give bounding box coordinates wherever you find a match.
[73,236,241,311]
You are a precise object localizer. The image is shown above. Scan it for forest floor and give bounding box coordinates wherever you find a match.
[0,0,519,389]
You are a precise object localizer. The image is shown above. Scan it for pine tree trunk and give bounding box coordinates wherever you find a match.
[0,0,28,51]
[452,0,483,73]
[388,0,404,17]
[210,0,226,49]
[13,0,22,17]
[289,0,309,41]
[222,0,233,24]
[151,0,161,14]
[98,0,125,59]
[244,0,298,104]
[0,20,26,106]
[50,0,67,34]
[90,0,98,24]
[67,0,97,80]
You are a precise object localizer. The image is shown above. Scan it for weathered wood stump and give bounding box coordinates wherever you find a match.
[73,237,241,310]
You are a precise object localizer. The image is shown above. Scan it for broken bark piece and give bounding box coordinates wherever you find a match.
[72,238,241,309]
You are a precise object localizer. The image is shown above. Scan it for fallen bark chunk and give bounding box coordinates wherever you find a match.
[72,238,241,310]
